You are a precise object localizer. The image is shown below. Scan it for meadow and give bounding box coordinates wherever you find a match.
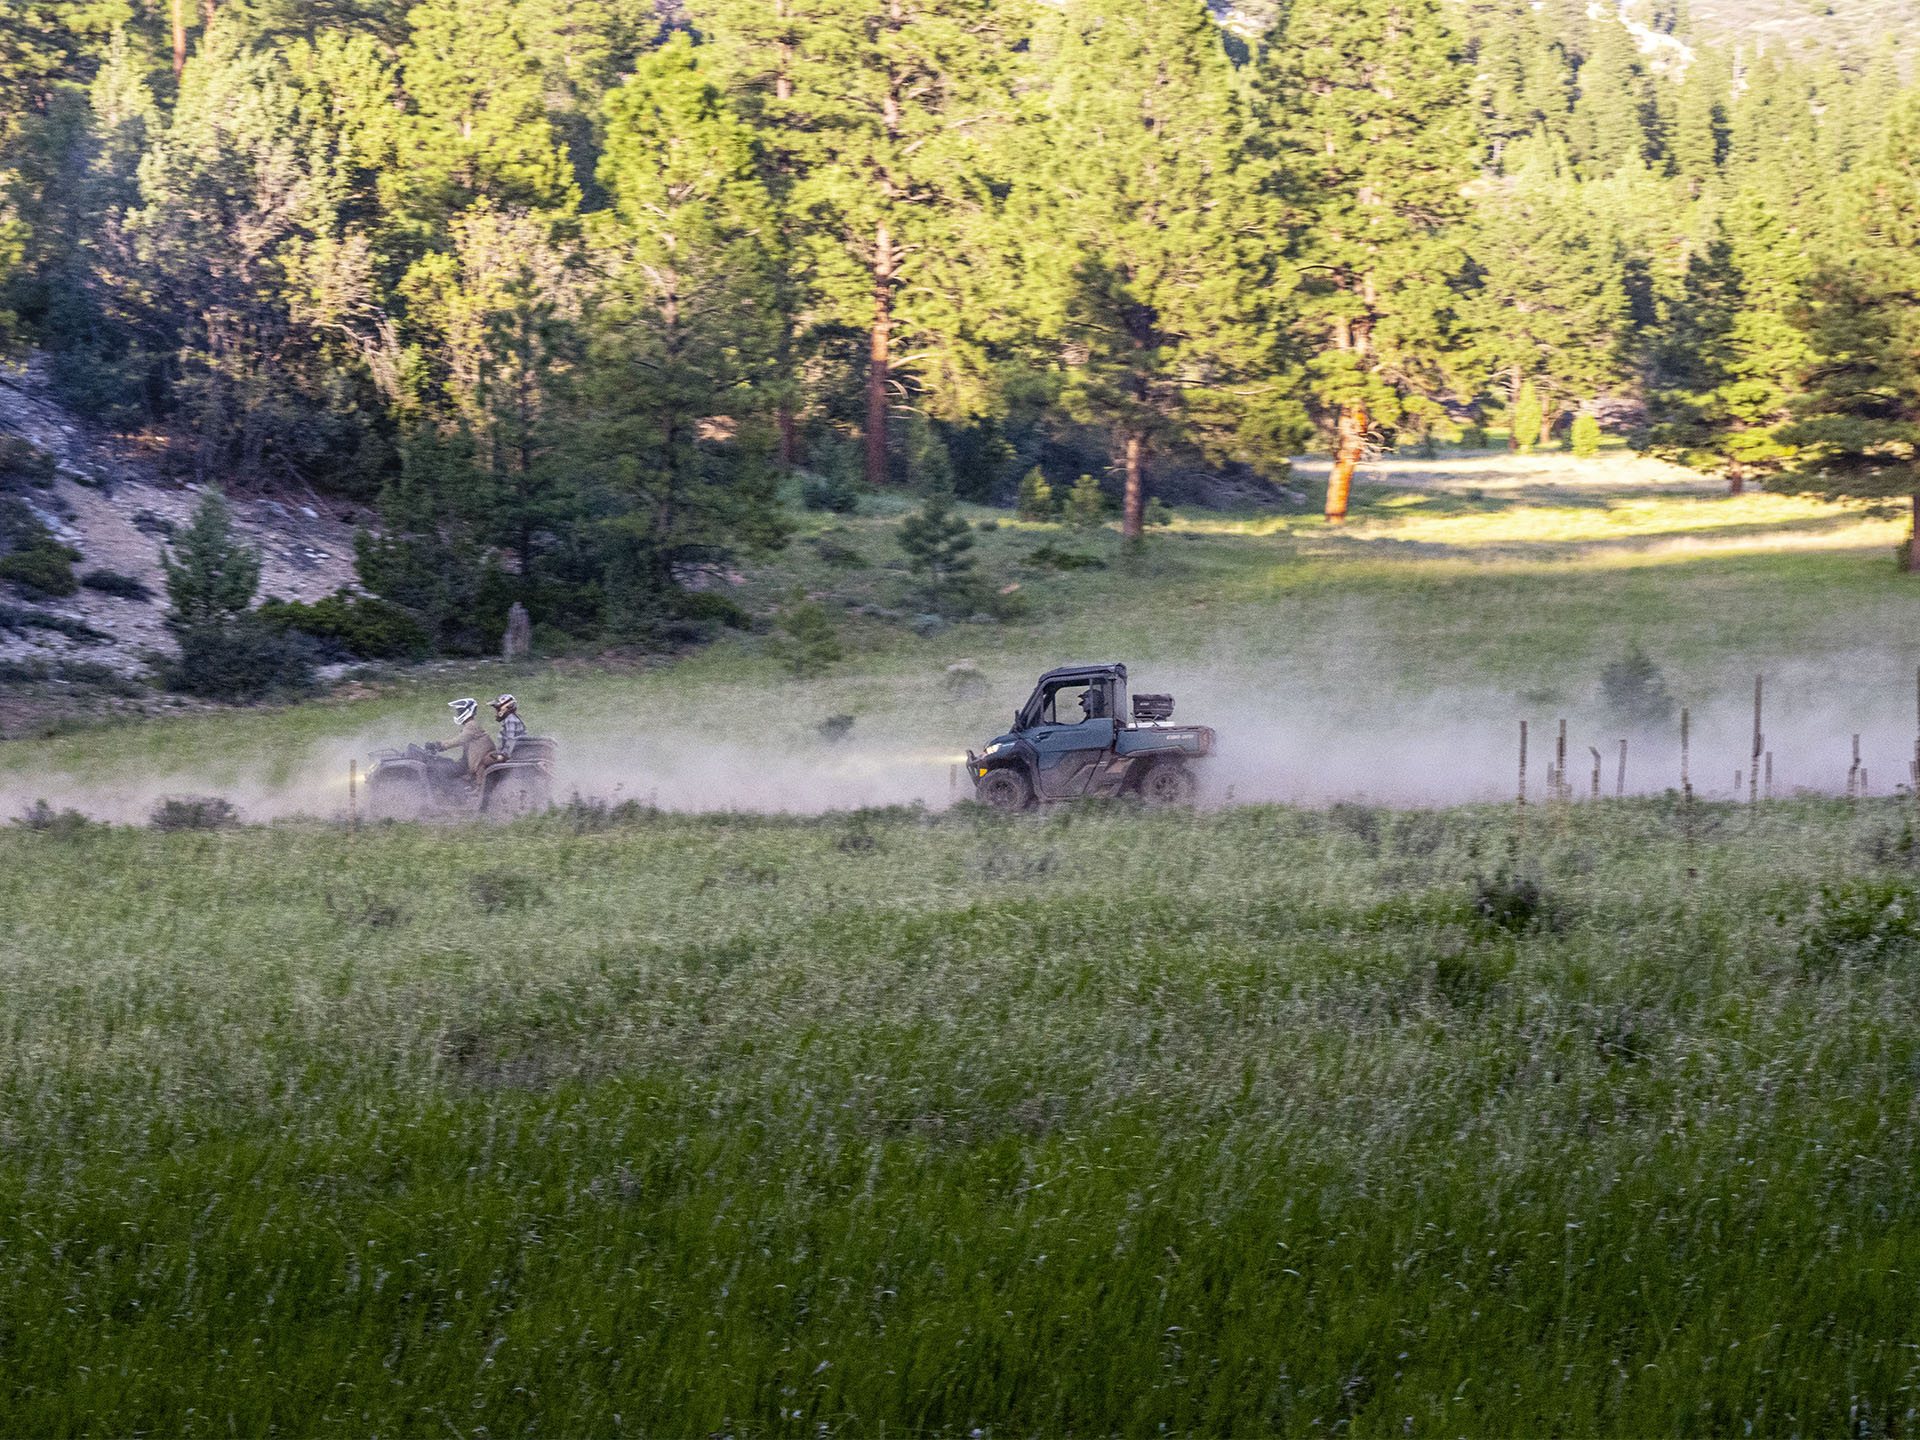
[6,452,1920,1433]
[5,795,1920,1433]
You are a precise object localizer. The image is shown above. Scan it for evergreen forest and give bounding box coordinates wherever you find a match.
[4,0,1919,654]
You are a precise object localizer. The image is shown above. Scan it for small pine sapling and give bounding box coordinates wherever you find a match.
[769,598,843,678]
[1571,411,1602,458]
[1015,467,1056,522]
[1065,473,1107,530]
[898,476,977,614]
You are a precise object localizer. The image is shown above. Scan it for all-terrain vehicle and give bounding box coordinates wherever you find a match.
[363,737,557,820]
[964,663,1214,810]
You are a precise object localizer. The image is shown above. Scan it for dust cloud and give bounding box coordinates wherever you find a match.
[5,648,1918,823]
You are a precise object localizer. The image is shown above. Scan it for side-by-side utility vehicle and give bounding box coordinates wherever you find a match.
[965,662,1214,809]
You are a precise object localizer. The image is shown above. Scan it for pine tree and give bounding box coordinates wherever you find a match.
[1465,137,1629,445]
[1016,0,1296,540]
[897,473,976,613]
[1777,93,1920,572]
[1511,380,1544,454]
[1570,17,1656,177]
[163,489,261,631]
[1015,467,1055,522]
[1571,410,1602,457]
[1262,0,1478,522]
[568,34,790,615]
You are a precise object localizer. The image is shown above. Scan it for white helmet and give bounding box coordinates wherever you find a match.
[449,697,477,725]
[491,693,517,717]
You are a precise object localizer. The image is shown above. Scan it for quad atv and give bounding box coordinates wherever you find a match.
[364,737,557,821]
[964,663,1214,810]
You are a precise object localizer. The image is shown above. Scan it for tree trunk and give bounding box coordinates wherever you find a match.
[170,0,187,79]
[1325,404,1367,524]
[1908,492,1920,572]
[1122,430,1146,540]
[1727,463,1745,497]
[777,407,798,472]
[865,220,892,488]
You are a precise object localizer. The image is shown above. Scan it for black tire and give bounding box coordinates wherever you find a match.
[976,767,1034,812]
[1138,760,1196,808]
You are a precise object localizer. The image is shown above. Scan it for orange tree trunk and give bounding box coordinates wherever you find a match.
[864,221,891,488]
[1325,404,1367,524]
[171,0,187,77]
[1908,492,1920,572]
[1122,430,1146,540]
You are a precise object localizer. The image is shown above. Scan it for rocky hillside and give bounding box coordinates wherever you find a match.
[0,356,360,683]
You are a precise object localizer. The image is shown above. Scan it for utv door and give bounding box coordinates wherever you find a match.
[1025,679,1119,798]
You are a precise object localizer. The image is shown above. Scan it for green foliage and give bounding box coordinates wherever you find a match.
[768,597,843,678]
[0,436,56,488]
[1570,411,1602,458]
[256,589,432,660]
[1797,879,1920,973]
[800,471,861,515]
[147,795,240,831]
[897,476,976,614]
[11,799,104,838]
[79,568,151,600]
[1015,467,1056,522]
[161,618,318,702]
[0,503,79,597]
[162,491,260,632]
[1064,472,1106,530]
[1511,381,1545,454]
[1599,644,1677,729]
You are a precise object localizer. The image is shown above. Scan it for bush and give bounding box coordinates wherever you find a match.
[801,471,861,514]
[1570,412,1603,458]
[469,869,547,912]
[0,436,57,488]
[1144,497,1175,528]
[674,590,751,631]
[0,602,107,642]
[1065,473,1107,529]
[81,569,154,601]
[1015,467,1056,522]
[1470,870,1557,934]
[1028,543,1107,572]
[1599,644,1677,730]
[0,539,79,597]
[812,536,866,568]
[12,800,103,838]
[1798,880,1920,974]
[256,589,430,660]
[1458,423,1488,449]
[161,618,318,702]
[149,795,240,831]
[769,599,843,678]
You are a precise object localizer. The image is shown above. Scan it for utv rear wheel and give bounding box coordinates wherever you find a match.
[1138,761,1196,808]
[976,768,1033,812]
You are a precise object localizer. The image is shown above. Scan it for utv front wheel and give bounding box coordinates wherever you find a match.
[976,768,1033,812]
[1138,761,1196,808]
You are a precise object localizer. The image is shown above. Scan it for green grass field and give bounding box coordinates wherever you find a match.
[7,452,1920,1432]
[5,798,1920,1432]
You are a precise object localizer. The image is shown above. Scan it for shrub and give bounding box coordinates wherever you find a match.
[0,602,107,642]
[150,795,240,831]
[256,589,430,660]
[469,869,547,912]
[1065,473,1107,529]
[1458,423,1488,449]
[1470,870,1555,934]
[0,436,57,488]
[162,491,259,632]
[0,539,79,597]
[801,471,861,514]
[812,536,866,568]
[1144,497,1175,528]
[1570,412,1603,458]
[1028,543,1107,572]
[1511,382,1544,454]
[899,476,977,614]
[81,568,154,601]
[769,598,843,678]
[161,618,318,702]
[1015,467,1056,522]
[1599,644,1677,730]
[674,590,751,631]
[12,800,103,838]
[1798,880,1920,974]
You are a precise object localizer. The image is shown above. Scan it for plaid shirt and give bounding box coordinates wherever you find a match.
[497,711,527,756]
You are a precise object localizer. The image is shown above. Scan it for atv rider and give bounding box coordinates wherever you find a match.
[427,697,496,784]
[491,693,526,758]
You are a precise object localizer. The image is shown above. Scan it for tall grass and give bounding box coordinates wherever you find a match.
[4,798,1920,1432]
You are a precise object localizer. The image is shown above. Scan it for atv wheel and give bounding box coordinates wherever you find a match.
[1138,760,1196,808]
[976,767,1033,812]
